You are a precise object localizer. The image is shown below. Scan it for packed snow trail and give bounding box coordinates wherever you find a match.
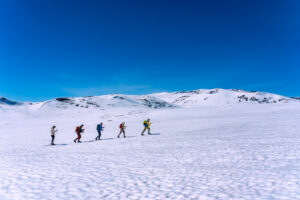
[0,105,300,199]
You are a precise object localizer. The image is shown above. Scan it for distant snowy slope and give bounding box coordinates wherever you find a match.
[27,94,175,112]
[152,89,294,106]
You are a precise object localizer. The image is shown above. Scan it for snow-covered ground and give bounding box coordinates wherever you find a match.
[0,90,300,200]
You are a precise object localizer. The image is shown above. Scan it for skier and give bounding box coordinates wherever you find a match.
[95,122,104,140]
[50,125,58,145]
[74,124,84,143]
[141,119,151,136]
[118,122,126,138]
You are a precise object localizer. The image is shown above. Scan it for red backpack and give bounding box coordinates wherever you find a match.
[75,126,79,133]
[119,123,123,129]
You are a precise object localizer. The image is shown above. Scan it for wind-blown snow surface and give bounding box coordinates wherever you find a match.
[0,90,300,199]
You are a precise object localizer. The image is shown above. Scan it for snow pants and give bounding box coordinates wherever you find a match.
[75,132,81,142]
[118,129,125,138]
[141,127,150,135]
[51,135,55,144]
[96,130,102,140]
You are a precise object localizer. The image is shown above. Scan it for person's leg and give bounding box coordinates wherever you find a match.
[75,133,80,142]
[118,130,121,138]
[122,129,126,138]
[148,127,151,135]
[96,131,99,140]
[78,134,81,142]
[141,127,146,135]
[75,134,79,142]
[99,131,102,140]
[51,135,55,144]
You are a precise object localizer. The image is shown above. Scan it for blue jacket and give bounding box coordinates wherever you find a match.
[96,124,103,131]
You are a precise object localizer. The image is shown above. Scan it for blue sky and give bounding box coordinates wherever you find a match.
[0,0,299,101]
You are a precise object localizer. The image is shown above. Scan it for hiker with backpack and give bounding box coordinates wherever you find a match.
[141,119,151,136]
[95,122,104,140]
[74,124,84,143]
[50,125,58,145]
[118,122,126,138]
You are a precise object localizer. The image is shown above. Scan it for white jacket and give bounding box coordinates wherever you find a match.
[51,127,57,136]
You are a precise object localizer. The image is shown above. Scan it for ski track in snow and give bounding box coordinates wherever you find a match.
[0,105,300,199]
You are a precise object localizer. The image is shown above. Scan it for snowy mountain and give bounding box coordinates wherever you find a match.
[152,88,295,106]
[0,89,298,112]
[0,94,175,112]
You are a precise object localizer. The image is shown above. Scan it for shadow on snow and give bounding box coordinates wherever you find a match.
[151,133,161,135]
[45,144,68,146]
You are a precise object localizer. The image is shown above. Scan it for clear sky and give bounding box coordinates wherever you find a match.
[0,0,299,101]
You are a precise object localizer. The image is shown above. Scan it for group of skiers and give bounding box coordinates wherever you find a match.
[50,119,152,145]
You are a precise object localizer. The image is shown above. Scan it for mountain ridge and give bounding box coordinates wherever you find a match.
[0,89,299,111]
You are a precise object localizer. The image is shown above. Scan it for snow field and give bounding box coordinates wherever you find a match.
[0,104,300,199]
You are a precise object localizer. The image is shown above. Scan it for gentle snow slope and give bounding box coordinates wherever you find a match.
[0,103,300,200]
